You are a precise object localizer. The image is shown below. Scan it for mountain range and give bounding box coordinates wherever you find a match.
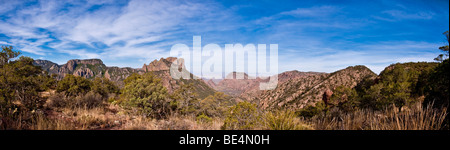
[33,57,376,111]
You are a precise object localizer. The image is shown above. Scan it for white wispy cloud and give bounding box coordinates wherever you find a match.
[382,10,434,20]
[0,0,234,61]
[280,5,340,17]
[0,0,446,74]
[278,40,441,74]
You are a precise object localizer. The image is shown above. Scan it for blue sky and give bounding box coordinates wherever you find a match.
[0,0,448,74]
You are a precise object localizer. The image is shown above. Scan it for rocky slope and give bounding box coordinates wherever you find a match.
[206,71,325,101]
[207,65,375,111]
[255,65,376,111]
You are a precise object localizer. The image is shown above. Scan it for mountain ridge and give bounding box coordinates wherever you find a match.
[34,57,377,108]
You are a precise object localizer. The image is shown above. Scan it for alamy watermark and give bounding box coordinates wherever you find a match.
[169,36,278,90]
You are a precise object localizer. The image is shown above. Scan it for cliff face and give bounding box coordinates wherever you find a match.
[33,59,142,83]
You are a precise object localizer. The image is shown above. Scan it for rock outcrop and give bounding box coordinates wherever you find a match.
[142,57,179,72]
[322,89,334,107]
[141,57,216,99]
[33,59,142,83]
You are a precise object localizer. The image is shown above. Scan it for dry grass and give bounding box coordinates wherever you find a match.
[3,101,446,130]
[308,103,447,130]
[30,114,76,130]
[29,104,127,130]
[121,114,224,130]
[263,110,314,130]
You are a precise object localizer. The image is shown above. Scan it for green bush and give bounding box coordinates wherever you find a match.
[196,113,212,124]
[297,101,326,118]
[221,102,261,130]
[199,92,233,117]
[330,85,359,112]
[169,83,199,115]
[56,74,92,97]
[120,73,169,119]
[92,77,119,99]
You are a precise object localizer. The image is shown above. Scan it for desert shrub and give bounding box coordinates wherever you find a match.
[47,92,68,108]
[56,74,92,97]
[169,83,200,115]
[264,109,313,130]
[297,101,326,118]
[121,73,170,119]
[47,91,103,109]
[91,77,119,99]
[73,91,103,109]
[196,113,212,124]
[221,102,262,130]
[199,92,233,118]
[330,86,359,112]
[51,75,117,110]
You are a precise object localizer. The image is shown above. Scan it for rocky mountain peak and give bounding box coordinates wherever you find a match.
[225,72,250,79]
[142,57,182,72]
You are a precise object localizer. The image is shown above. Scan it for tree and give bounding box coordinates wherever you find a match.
[1,46,49,112]
[0,46,21,107]
[434,31,449,62]
[423,59,449,129]
[120,73,169,119]
[0,46,20,66]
